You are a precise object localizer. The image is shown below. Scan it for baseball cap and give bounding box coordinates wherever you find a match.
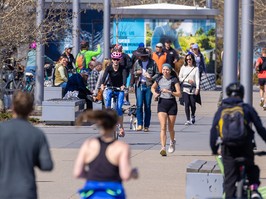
[156,43,163,47]
[138,42,145,47]
[65,44,73,49]
[192,44,199,49]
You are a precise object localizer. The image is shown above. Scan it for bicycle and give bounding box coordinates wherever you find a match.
[216,151,266,199]
[106,86,125,139]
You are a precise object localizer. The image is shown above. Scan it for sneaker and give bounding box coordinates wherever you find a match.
[184,121,192,126]
[260,99,264,107]
[144,127,149,132]
[160,147,167,156]
[263,104,266,111]
[136,125,143,131]
[191,116,195,124]
[123,101,130,106]
[251,190,262,199]
[168,140,176,153]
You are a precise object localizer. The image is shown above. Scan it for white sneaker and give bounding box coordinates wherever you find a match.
[263,104,266,111]
[168,140,176,153]
[185,121,192,126]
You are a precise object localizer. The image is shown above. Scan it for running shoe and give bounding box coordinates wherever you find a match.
[191,116,195,124]
[168,140,176,153]
[251,190,262,199]
[263,104,266,111]
[136,125,143,131]
[160,147,167,156]
[185,121,192,126]
[123,100,130,106]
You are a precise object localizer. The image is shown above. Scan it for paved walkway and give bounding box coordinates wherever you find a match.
[36,89,266,199]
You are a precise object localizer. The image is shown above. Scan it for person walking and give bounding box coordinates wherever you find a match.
[152,42,167,74]
[151,63,181,156]
[131,47,159,132]
[191,43,206,81]
[178,53,200,125]
[164,39,180,69]
[255,48,266,110]
[74,109,138,199]
[0,91,53,199]
[210,82,266,199]
[62,44,75,75]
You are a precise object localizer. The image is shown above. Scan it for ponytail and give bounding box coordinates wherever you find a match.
[76,109,118,130]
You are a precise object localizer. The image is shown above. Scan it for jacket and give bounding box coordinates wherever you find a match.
[130,58,159,87]
[152,52,167,73]
[210,97,266,154]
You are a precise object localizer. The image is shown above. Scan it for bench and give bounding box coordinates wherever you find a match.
[44,87,64,100]
[42,98,86,125]
[186,159,223,199]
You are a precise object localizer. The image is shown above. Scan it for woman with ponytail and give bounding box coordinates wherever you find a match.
[73,109,138,199]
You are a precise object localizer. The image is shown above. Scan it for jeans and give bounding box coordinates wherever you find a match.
[106,89,124,116]
[136,84,153,127]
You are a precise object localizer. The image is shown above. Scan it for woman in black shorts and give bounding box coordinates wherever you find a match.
[151,63,181,156]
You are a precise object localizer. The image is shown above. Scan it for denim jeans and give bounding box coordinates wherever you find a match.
[136,84,153,127]
[106,89,124,116]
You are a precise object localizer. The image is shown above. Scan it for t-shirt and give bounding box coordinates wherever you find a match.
[257,57,266,79]
[157,76,178,99]
[0,119,53,199]
[101,64,127,87]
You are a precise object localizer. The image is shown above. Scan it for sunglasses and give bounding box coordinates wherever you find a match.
[112,59,120,61]
[193,48,198,50]
[186,58,192,61]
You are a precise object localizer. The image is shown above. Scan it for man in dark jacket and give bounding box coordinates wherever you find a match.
[164,39,179,69]
[210,82,266,199]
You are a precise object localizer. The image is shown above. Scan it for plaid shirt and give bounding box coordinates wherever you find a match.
[87,69,99,93]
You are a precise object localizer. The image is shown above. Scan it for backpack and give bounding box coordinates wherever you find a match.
[218,103,248,146]
[258,57,266,71]
[76,51,86,70]
[120,53,132,70]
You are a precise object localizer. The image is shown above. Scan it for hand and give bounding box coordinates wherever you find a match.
[188,79,194,84]
[131,168,138,179]
[136,70,142,75]
[161,88,171,93]
[93,96,97,101]
[154,92,160,98]
[121,85,125,91]
[195,89,199,95]
[100,84,105,91]
[145,72,151,79]
[92,57,97,61]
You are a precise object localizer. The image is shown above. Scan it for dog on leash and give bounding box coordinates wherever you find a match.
[128,105,137,130]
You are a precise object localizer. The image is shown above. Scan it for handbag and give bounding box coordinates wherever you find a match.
[96,89,103,101]
[179,67,195,106]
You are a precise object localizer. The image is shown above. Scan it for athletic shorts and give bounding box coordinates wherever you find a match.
[157,98,177,115]
[258,78,266,86]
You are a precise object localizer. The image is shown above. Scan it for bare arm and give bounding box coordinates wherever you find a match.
[119,144,138,181]
[73,140,89,178]
[172,83,181,97]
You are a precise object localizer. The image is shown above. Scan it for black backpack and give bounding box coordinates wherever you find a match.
[258,57,266,71]
[218,103,248,146]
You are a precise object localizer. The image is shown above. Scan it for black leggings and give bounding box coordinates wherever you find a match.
[182,92,196,121]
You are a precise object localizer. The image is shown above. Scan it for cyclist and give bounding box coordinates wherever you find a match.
[210,82,266,199]
[100,51,127,137]
[74,109,138,199]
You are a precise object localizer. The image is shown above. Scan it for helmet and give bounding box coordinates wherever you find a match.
[226,82,244,99]
[111,51,122,59]
[114,44,123,52]
[30,42,37,49]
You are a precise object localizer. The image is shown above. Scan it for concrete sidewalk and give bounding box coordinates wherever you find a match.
[36,89,266,199]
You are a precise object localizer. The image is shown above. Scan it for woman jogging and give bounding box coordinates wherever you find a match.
[151,63,181,156]
[178,53,200,125]
[73,109,138,199]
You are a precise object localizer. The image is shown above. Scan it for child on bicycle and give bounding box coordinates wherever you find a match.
[210,82,266,199]
[100,51,127,137]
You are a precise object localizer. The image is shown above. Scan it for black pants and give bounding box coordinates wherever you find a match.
[78,92,92,110]
[182,92,196,121]
[222,143,260,198]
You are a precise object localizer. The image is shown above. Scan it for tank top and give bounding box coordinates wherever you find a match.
[86,137,122,182]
